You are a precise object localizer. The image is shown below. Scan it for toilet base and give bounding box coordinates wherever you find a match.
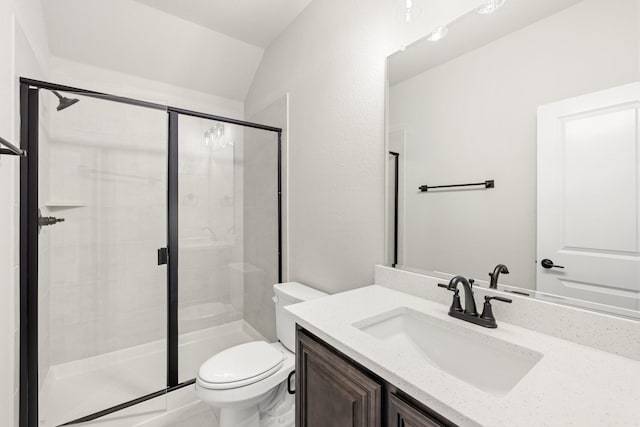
[219,405,259,427]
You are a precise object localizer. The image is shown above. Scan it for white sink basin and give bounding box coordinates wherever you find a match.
[353,307,542,396]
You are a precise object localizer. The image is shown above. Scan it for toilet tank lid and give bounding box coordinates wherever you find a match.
[273,282,328,302]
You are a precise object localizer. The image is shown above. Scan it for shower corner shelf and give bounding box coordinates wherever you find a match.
[44,201,86,208]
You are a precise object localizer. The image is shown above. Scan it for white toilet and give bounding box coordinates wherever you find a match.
[196,282,327,427]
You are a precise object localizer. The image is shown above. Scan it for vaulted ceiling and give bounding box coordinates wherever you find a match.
[132,0,312,48]
[41,0,312,101]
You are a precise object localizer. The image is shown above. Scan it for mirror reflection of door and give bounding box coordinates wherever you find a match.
[537,82,640,312]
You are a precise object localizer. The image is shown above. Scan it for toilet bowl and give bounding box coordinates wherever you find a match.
[196,282,327,427]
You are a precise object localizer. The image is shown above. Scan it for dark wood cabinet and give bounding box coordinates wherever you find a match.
[296,327,383,427]
[388,392,443,427]
[296,327,456,427]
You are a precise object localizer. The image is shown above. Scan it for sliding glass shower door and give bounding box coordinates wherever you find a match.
[35,89,168,426]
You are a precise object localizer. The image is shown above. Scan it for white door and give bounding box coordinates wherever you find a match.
[537,82,640,312]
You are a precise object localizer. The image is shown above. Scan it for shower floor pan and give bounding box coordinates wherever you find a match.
[38,320,265,427]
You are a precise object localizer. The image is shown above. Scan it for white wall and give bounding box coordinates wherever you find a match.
[50,57,244,118]
[0,3,17,424]
[245,0,482,294]
[0,0,51,424]
[0,2,16,424]
[42,0,264,101]
[390,0,639,289]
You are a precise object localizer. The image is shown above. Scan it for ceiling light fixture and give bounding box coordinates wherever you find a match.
[476,0,506,15]
[404,0,414,22]
[398,0,421,23]
[426,26,449,42]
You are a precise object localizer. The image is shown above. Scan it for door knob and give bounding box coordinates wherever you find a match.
[541,259,564,269]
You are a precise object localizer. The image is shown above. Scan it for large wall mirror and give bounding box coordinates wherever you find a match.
[386,0,640,319]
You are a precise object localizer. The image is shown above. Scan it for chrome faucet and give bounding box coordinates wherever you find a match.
[438,275,512,328]
[488,264,509,289]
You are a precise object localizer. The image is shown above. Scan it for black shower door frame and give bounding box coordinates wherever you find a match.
[18,78,283,427]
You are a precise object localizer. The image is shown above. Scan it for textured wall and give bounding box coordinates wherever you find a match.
[0,3,17,425]
[245,0,482,294]
[178,114,245,336]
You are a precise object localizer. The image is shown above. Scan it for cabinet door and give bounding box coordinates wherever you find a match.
[388,393,443,427]
[296,329,382,427]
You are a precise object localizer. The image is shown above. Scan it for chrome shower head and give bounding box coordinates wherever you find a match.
[51,90,80,111]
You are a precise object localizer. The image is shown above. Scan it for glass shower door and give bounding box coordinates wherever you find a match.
[177,115,281,383]
[36,90,168,426]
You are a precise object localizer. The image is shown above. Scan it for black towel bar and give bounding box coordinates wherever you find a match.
[419,180,494,192]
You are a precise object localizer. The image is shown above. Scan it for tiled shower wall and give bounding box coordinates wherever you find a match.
[45,100,261,364]
[46,96,168,364]
[178,115,245,336]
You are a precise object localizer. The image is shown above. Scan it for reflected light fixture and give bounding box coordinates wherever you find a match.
[205,123,225,146]
[205,122,234,151]
[426,26,448,42]
[477,0,506,15]
[204,122,234,151]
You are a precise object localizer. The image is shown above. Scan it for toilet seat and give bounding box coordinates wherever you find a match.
[196,342,295,407]
[198,341,285,390]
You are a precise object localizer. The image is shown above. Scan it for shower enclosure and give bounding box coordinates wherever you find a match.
[18,79,282,427]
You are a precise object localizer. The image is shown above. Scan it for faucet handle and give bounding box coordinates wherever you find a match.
[485,296,512,304]
[438,284,463,312]
[480,295,512,324]
[469,278,475,288]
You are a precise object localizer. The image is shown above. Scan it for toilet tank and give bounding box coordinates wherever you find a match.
[273,282,327,352]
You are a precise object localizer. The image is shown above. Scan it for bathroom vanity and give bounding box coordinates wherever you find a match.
[296,326,453,426]
[287,283,640,427]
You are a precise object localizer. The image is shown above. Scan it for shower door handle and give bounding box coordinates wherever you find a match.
[157,247,168,265]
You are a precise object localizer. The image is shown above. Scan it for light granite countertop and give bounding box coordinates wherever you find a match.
[285,285,640,427]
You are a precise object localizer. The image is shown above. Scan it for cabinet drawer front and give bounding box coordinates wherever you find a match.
[297,330,382,427]
[388,393,443,427]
